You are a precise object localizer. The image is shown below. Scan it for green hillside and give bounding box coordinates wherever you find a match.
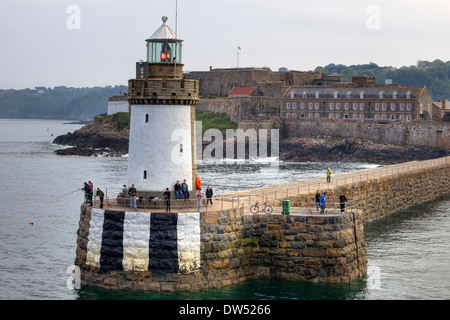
[315,59,450,100]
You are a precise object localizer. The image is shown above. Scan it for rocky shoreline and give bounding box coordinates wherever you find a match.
[53,115,450,164]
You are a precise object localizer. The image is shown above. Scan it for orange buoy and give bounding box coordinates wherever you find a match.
[196,177,201,189]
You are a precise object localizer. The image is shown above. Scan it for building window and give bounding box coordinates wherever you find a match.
[145,114,149,123]
[375,103,379,110]
[330,103,334,110]
[334,91,339,99]
[329,114,334,119]
[303,91,308,98]
[293,102,297,109]
[382,103,386,110]
[286,103,290,109]
[353,103,357,110]
[406,91,412,99]
[301,113,305,118]
[391,114,395,120]
[382,114,386,119]
[391,103,395,111]
[345,103,349,110]
[400,115,404,120]
[315,103,320,110]
[407,115,411,121]
[287,113,290,117]
[336,103,340,110]
[301,103,305,109]
[375,114,379,120]
[400,103,404,110]
[309,103,313,109]
[353,114,358,119]
[143,170,147,179]
[379,91,384,99]
[393,91,398,99]
[308,113,313,118]
[360,114,364,120]
[344,114,349,119]
[315,113,320,118]
[360,103,364,110]
[336,113,341,119]
[346,91,352,98]
[315,91,320,99]
[293,113,297,117]
[407,103,411,110]
[360,91,365,99]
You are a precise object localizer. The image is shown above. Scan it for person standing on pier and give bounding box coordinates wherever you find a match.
[327,168,332,183]
[196,187,203,212]
[87,180,93,206]
[206,185,213,207]
[315,190,321,212]
[320,192,327,214]
[339,192,348,214]
[128,184,137,210]
[163,188,171,212]
[96,188,104,208]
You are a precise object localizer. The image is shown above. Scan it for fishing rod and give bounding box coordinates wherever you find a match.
[57,188,83,198]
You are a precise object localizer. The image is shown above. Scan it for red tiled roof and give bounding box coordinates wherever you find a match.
[228,87,256,96]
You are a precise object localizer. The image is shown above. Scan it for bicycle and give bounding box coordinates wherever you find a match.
[250,201,273,214]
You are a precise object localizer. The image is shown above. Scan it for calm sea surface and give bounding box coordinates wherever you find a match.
[0,118,449,300]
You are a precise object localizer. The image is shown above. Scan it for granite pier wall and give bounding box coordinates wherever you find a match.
[75,205,366,291]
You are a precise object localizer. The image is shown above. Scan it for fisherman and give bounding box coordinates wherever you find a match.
[87,180,93,206]
[82,182,89,203]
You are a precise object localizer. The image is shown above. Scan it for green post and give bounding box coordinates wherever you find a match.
[282,200,290,214]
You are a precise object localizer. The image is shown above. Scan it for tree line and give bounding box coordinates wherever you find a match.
[1,59,449,120]
[0,85,127,120]
[314,59,450,100]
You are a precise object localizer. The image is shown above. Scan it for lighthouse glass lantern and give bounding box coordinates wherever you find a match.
[146,16,182,64]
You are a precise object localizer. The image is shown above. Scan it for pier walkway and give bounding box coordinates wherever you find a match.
[97,156,450,216]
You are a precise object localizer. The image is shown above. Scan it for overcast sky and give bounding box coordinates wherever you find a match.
[1,0,450,89]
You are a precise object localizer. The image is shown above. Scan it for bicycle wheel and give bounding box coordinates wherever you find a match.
[250,205,259,214]
[264,205,273,214]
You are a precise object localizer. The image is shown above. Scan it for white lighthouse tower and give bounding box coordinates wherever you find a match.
[127,16,199,198]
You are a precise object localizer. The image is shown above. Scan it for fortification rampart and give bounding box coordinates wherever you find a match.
[239,118,450,151]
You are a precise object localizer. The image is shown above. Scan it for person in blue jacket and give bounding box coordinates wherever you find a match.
[320,191,327,214]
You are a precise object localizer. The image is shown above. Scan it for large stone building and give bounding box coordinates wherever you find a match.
[280,76,436,122]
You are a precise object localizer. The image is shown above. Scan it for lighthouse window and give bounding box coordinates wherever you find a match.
[143,170,147,179]
[180,143,183,154]
[145,114,149,123]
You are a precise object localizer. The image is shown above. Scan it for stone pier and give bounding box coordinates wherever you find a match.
[74,156,450,291]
